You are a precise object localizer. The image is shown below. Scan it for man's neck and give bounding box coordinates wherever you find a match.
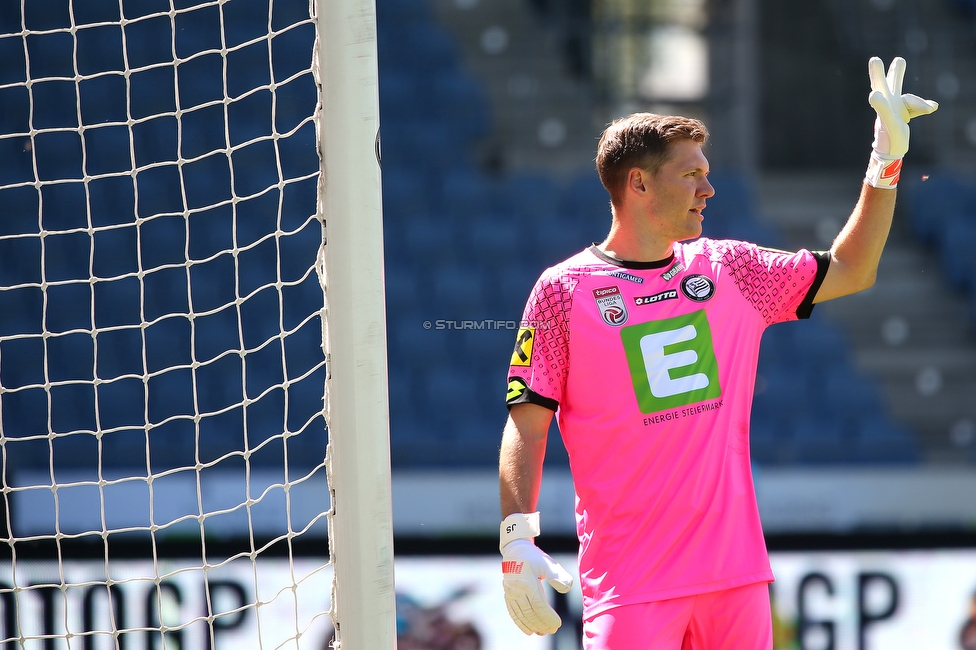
[598,221,674,264]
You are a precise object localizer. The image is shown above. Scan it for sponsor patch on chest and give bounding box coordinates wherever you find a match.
[634,289,679,306]
[592,285,628,326]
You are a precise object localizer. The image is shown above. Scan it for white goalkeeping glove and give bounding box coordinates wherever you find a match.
[865,56,939,188]
[500,512,574,636]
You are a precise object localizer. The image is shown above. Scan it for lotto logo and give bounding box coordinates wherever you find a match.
[620,310,721,413]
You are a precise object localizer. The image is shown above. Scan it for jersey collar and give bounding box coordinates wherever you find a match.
[587,244,676,270]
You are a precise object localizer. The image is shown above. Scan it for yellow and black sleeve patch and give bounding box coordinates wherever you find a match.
[509,327,535,367]
[507,377,528,403]
[506,376,559,411]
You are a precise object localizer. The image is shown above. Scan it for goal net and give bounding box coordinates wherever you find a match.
[0,0,393,647]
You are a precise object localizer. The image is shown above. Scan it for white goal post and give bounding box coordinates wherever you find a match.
[0,0,396,647]
[316,0,397,648]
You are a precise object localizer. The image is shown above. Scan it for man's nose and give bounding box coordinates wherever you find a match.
[700,177,715,198]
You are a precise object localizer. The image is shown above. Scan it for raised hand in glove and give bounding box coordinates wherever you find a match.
[866,56,938,188]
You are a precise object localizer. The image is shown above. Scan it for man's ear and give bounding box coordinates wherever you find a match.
[628,167,647,196]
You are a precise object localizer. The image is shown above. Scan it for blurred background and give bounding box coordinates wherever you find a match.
[377,0,976,645]
[1,0,976,646]
[380,0,976,493]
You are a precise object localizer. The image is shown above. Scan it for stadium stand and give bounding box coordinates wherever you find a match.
[0,0,325,473]
[375,0,920,468]
[0,0,925,474]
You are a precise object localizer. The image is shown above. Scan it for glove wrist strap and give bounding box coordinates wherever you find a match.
[500,512,541,551]
[865,151,903,188]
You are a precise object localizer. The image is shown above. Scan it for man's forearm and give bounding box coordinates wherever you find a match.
[499,407,550,518]
[815,182,897,303]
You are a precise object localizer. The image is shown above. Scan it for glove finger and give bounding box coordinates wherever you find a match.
[516,590,560,635]
[542,557,575,594]
[886,56,906,97]
[868,57,889,95]
[526,589,562,634]
[886,58,909,122]
[868,90,899,127]
[506,597,537,636]
[903,93,939,118]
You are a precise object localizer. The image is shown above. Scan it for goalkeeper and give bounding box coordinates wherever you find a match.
[498,57,936,649]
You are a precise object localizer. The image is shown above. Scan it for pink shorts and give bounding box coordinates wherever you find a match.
[582,582,773,650]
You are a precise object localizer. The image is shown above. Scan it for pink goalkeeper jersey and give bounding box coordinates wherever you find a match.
[506,239,829,618]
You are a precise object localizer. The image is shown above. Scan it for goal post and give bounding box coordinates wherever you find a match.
[0,0,395,646]
[316,0,397,648]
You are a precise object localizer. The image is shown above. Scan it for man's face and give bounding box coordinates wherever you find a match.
[643,139,714,242]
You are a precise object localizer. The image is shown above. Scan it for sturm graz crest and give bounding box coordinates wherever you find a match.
[680,274,715,302]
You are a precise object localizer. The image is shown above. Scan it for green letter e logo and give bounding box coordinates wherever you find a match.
[621,310,721,413]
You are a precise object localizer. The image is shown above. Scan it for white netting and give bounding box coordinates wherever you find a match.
[0,0,331,646]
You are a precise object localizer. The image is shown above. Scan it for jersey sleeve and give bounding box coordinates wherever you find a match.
[721,242,830,325]
[506,269,577,411]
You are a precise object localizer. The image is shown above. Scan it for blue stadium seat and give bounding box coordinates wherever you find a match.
[174,14,221,60]
[195,355,244,416]
[790,318,851,371]
[533,213,596,266]
[753,366,813,421]
[466,212,521,265]
[97,379,146,430]
[385,263,422,316]
[403,217,454,260]
[383,167,430,216]
[0,186,39,237]
[101,428,148,468]
[76,24,125,75]
[559,172,609,222]
[441,167,491,216]
[197,407,245,464]
[379,71,427,122]
[420,365,483,437]
[147,368,194,423]
[750,411,793,465]
[84,125,132,176]
[93,276,141,328]
[96,328,143,379]
[704,174,755,215]
[905,174,976,244]
[45,284,92,333]
[700,173,780,245]
[26,32,74,79]
[376,0,433,24]
[821,366,885,420]
[220,0,273,48]
[145,317,192,376]
[401,23,457,74]
[431,70,491,139]
[124,15,173,70]
[432,263,488,315]
[34,131,83,182]
[0,236,38,288]
[50,383,96,435]
[390,311,451,366]
[0,86,29,135]
[851,414,920,464]
[503,172,559,220]
[938,215,976,291]
[0,135,34,186]
[790,416,850,464]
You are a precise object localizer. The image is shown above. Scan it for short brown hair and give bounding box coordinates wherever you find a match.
[596,113,708,206]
